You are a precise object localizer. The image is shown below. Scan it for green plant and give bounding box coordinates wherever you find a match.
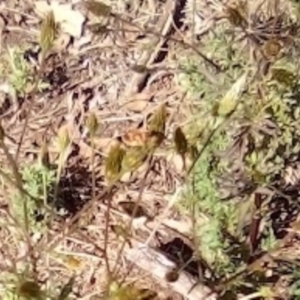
[9,162,56,234]
[5,47,48,96]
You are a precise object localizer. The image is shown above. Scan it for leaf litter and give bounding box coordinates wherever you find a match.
[2,0,300,299]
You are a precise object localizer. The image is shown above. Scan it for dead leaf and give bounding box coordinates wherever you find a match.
[174,127,188,155]
[122,129,150,147]
[35,1,85,38]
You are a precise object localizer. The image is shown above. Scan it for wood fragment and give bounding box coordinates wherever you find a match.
[124,242,217,300]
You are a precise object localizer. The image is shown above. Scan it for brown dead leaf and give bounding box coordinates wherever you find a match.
[122,129,150,147]
[121,129,164,151]
[35,1,85,38]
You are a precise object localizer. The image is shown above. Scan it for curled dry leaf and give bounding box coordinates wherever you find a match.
[105,142,125,184]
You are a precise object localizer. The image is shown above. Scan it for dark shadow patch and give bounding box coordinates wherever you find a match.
[46,144,104,217]
[157,237,203,279]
